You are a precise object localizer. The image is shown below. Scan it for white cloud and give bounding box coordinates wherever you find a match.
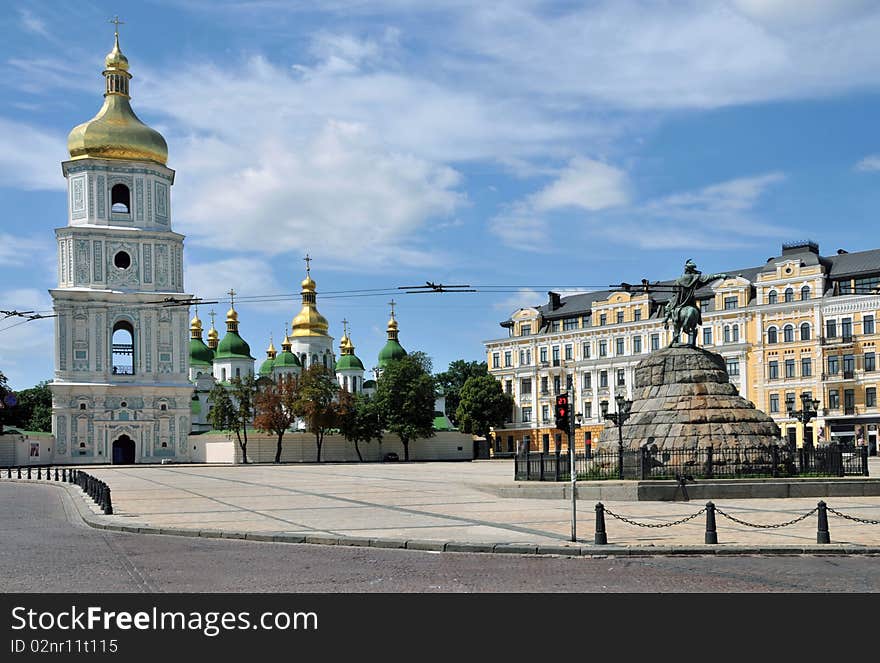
[855,155,880,172]
[185,257,288,311]
[0,234,54,267]
[530,158,630,212]
[18,9,50,39]
[0,118,66,191]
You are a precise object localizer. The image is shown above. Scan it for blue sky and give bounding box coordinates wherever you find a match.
[3,0,880,389]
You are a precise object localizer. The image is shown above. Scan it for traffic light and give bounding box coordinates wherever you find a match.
[555,393,570,431]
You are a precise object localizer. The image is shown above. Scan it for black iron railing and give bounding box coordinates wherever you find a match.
[514,444,870,481]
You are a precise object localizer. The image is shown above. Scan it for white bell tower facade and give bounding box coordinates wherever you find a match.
[50,27,193,464]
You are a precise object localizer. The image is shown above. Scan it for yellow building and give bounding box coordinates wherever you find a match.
[485,242,880,455]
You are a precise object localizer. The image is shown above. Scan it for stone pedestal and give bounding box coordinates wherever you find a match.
[600,346,782,451]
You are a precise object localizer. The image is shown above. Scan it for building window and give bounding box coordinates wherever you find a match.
[801,285,810,301]
[111,320,135,375]
[723,326,730,343]
[616,369,625,386]
[563,318,578,331]
[844,389,855,413]
[492,353,499,369]
[582,342,591,359]
[865,315,875,335]
[504,351,512,367]
[599,341,607,357]
[520,324,532,336]
[843,354,855,375]
[220,368,227,381]
[866,352,876,372]
[633,336,642,354]
[566,374,573,392]
[767,327,778,344]
[615,338,624,355]
[785,359,796,378]
[784,288,794,303]
[599,314,607,326]
[800,323,811,341]
[703,327,712,346]
[801,357,812,377]
[855,276,880,293]
[616,311,624,324]
[541,405,549,424]
[79,403,87,410]
[829,389,840,409]
[564,344,573,361]
[769,394,779,413]
[650,334,659,351]
[505,380,512,395]
[726,359,739,377]
[768,361,779,380]
[841,318,853,339]
[634,309,642,321]
[828,356,839,374]
[111,183,131,214]
[521,407,532,423]
[724,296,738,310]
[768,291,778,305]
[540,347,548,364]
[826,320,837,338]
[732,325,739,343]
[550,321,560,333]
[540,376,548,394]
[520,378,532,395]
[584,402,592,419]
[553,375,561,394]
[783,325,794,343]
[785,392,796,413]
[868,387,877,408]
[599,370,608,388]
[583,372,591,389]
[552,346,560,365]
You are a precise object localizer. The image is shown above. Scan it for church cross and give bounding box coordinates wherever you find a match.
[227,289,236,307]
[388,299,396,319]
[209,309,216,327]
[341,318,349,336]
[303,253,312,275]
[108,15,125,36]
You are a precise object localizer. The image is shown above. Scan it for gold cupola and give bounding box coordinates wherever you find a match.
[207,309,219,350]
[226,289,240,333]
[291,255,329,337]
[67,25,168,165]
[190,309,203,340]
[266,336,277,359]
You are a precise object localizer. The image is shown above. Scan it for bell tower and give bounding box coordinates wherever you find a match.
[50,23,193,464]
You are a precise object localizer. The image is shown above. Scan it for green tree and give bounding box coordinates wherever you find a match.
[12,382,52,432]
[435,360,488,425]
[375,355,435,461]
[293,365,340,462]
[0,371,10,435]
[229,374,258,463]
[254,375,298,463]
[338,391,384,461]
[207,382,248,463]
[455,374,514,443]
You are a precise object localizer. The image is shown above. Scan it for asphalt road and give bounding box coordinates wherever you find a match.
[2,482,878,593]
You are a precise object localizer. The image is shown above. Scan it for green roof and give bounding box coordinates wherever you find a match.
[274,350,302,368]
[189,338,214,366]
[336,353,365,371]
[433,415,453,431]
[378,339,407,367]
[363,379,376,388]
[214,331,254,360]
[259,357,276,376]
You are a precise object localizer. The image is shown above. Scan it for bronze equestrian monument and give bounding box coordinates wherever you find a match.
[600,259,784,452]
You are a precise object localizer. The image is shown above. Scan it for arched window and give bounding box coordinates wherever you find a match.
[312,354,318,366]
[733,325,739,343]
[783,324,794,343]
[235,367,241,378]
[767,291,778,304]
[723,325,731,343]
[323,355,328,368]
[800,323,811,340]
[801,285,810,301]
[767,327,778,344]
[221,368,227,381]
[111,320,134,375]
[111,184,130,214]
[784,288,794,303]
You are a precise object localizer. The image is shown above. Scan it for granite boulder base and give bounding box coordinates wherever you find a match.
[599,345,784,451]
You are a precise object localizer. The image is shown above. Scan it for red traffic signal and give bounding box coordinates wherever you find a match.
[555,394,569,427]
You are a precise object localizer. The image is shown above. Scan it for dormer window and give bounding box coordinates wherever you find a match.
[767,291,778,305]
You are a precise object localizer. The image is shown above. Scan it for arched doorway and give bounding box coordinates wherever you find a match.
[112,435,136,464]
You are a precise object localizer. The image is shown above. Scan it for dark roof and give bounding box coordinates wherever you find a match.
[502,243,880,326]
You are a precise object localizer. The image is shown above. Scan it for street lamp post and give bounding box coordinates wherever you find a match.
[602,393,633,480]
[568,410,583,542]
[788,392,820,450]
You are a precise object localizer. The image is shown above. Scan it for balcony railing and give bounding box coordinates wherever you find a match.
[822,334,855,346]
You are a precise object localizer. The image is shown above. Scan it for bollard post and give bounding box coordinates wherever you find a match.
[704,501,718,544]
[54,468,59,481]
[594,502,608,545]
[104,487,113,515]
[17,467,22,479]
[861,446,869,477]
[27,466,31,479]
[706,446,714,479]
[46,466,51,481]
[771,446,779,478]
[37,467,42,480]
[817,501,830,544]
[6,467,10,479]
[62,468,66,482]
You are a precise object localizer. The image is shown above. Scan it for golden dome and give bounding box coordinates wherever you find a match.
[301,275,316,291]
[207,326,219,340]
[292,263,329,337]
[67,32,168,165]
[226,307,238,323]
[340,334,353,355]
[266,338,277,359]
[190,313,203,338]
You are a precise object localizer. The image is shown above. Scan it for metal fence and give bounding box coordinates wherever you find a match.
[514,444,870,481]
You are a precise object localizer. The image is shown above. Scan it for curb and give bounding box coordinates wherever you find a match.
[5,479,880,557]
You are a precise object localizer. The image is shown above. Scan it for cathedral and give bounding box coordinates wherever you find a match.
[51,29,412,461]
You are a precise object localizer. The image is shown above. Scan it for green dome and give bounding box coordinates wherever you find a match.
[274,350,302,368]
[259,357,275,376]
[189,338,214,366]
[378,340,407,367]
[214,331,254,360]
[336,353,365,372]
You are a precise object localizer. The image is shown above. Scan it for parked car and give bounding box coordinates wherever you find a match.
[383,452,399,462]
